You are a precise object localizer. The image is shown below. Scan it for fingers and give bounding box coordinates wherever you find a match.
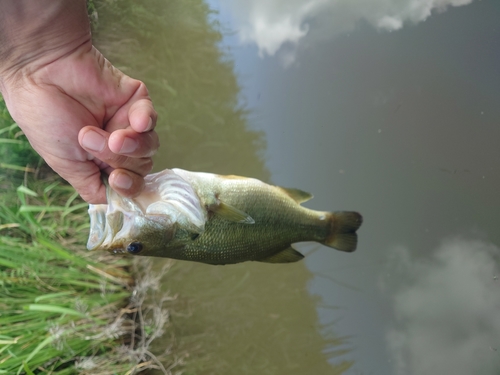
[108,169,145,198]
[79,126,154,175]
[79,126,154,200]
[49,160,107,204]
[100,81,160,158]
[108,127,159,158]
[128,96,157,133]
[75,171,107,204]
[56,164,146,204]
[63,165,146,204]
[104,82,158,134]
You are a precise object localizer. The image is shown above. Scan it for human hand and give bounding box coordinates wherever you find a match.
[2,42,158,204]
[1,42,159,204]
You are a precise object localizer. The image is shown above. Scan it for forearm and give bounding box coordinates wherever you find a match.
[0,0,91,91]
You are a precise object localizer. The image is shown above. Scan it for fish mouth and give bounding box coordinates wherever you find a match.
[87,204,131,252]
[108,247,127,255]
[87,204,109,250]
[87,180,143,252]
[87,170,207,253]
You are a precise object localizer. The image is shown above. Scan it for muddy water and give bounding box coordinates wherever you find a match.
[93,1,347,374]
[94,0,500,374]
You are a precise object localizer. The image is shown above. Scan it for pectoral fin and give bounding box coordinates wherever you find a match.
[258,247,304,263]
[210,201,255,224]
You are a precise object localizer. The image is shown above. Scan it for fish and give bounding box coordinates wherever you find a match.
[87,168,363,265]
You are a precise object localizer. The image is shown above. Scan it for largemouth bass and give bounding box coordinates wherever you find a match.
[87,169,362,265]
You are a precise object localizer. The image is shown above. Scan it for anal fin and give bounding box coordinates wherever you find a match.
[258,247,304,263]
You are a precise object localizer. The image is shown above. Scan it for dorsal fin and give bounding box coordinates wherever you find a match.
[278,187,313,203]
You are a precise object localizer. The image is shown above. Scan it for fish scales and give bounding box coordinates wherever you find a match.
[87,168,363,265]
[173,170,326,264]
[183,193,326,264]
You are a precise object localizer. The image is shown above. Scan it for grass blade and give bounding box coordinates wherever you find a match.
[23,304,88,318]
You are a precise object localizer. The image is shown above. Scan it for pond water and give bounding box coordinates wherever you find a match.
[94,0,500,374]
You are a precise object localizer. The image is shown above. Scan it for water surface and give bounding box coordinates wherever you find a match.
[94,0,500,374]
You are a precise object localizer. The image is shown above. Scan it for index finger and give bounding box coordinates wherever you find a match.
[128,97,158,133]
[104,79,157,134]
[108,127,159,158]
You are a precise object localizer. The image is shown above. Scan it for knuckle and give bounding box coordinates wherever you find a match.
[148,132,160,152]
[140,158,154,175]
[104,153,129,168]
[150,108,158,122]
[136,81,150,97]
[77,182,105,204]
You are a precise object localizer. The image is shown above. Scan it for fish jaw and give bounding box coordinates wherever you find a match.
[87,202,143,252]
[87,204,108,250]
[88,202,177,255]
[87,179,186,255]
[87,185,143,251]
[87,169,208,255]
[103,214,176,255]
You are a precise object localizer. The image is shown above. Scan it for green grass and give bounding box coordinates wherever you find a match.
[0,97,178,374]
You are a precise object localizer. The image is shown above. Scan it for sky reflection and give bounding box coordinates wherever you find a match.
[215,0,475,64]
[382,238,500,375]
[208,0,500,373]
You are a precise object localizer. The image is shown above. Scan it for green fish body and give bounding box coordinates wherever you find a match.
[87,169,362,265]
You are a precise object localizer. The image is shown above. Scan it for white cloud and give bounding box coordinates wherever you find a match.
[381,238,500,375]
[234,0,328,56]
[377,15,403,31]
[217,0,475,62]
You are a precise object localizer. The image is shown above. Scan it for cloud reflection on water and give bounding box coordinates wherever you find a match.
[382,238,500,375]
[217,0,475,64]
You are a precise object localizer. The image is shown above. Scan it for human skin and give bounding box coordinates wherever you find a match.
[0,0,159,204]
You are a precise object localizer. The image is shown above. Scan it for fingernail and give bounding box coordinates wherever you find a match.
[81,130,105,152]
[114,173,133,190]
[120,137,138,154]
[146,117,153,131]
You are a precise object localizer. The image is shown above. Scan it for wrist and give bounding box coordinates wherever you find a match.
[0,0,91,93]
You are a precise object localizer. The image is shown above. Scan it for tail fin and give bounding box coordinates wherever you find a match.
[324,211,363,252]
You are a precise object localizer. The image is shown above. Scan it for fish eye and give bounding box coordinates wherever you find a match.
[126,241,143,254]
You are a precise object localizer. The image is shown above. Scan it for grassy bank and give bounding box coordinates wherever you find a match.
[0,96,179,374]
